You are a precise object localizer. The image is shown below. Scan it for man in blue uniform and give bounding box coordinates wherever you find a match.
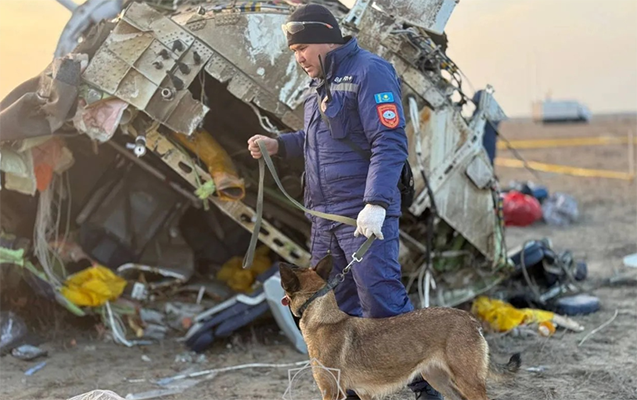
[248,5,443,400]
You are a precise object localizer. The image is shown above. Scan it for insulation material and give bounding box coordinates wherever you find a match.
[32,138,75,192]
[0,137,74,195]
[170,130,245,201]
[72,98,129,142]
[0,147,36,195]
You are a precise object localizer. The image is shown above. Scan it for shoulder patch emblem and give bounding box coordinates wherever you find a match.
[374,92,394,104]
[377,104,399,128]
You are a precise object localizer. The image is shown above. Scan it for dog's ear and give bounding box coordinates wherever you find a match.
[312,254,333,281]
[279,263,300,294]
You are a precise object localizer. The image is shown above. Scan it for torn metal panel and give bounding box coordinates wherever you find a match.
[145,130,311,267]
[405,101,505,264]
[134,40,178,85]
[114,68,157,110]
[103,25,154,65]
[368,0,458,34]
[466,153,495,190]
[343,3,396,56]
[81,2,210,135]
[401,67,448,109]
[188,8,308,117]
[83,3,307,134]
[118,263,193,285]
[82,46,132,94]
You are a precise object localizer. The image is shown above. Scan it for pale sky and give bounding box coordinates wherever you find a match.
[1,0,636,117]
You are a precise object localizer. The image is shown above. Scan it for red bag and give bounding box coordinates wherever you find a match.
[502,191,542,227]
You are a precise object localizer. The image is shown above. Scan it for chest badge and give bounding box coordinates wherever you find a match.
[376,104,400,128]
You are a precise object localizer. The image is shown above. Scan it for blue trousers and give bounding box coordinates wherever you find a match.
[310,216,413,318]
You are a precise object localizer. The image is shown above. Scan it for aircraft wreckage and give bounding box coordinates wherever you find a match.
[0,0,521,351]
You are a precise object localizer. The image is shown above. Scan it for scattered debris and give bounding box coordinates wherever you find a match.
[174,351,206,364]
[141,355,152,363]
[0,0,596,356]
[0,311,27,353]
[185,265,279,353]
[526,366,549,373]
[68,390,126,400]
[505,180,549,203]
[537,321,556,337]
[502,191,543,227]
[473,296,554,333]
[554,294,600,316]
[124,388,185,400]
[542,193,580,226]
[11,345,48,361]
[165,302,205,332]
[24,361,47,376]
[472,296,584,334]
[623,253,637,268]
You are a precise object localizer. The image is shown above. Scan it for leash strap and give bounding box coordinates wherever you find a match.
[296,242,373,316]
[243,140,375,268]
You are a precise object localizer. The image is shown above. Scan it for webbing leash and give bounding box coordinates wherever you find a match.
[242,141,375,286]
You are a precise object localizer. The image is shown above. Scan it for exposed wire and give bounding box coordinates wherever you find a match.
[104,301,134,347]
[33,177,63,287]
[578,309,619,347]
[489,120,544,183]
[156,360,311,384]
[248,103,283,136]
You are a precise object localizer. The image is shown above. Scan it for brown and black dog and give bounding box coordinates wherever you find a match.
[279,255,520,400]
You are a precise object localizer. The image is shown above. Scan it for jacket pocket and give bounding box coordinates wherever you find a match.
[322,94,349,140]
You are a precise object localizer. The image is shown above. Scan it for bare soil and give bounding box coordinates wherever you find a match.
[1,117,636,400]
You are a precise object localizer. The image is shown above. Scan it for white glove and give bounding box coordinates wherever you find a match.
[355,204,386,240]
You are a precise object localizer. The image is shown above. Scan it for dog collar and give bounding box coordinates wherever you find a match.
[295,237,375,317]
[296,275,343,317]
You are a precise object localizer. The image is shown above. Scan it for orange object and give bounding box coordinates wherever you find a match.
[32,138,63,192]
[171,130,245,201]
[538,321,556,337]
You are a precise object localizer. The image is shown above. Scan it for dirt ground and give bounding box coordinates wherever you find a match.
[1,116,636,400]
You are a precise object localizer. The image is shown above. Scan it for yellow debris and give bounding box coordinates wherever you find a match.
[472,296,555,332]
[216,246,271,293]
[61,265,127,307]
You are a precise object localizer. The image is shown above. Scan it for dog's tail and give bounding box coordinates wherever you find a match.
[487,353,521,382]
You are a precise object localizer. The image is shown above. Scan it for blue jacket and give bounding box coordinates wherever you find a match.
[278,38,408,224]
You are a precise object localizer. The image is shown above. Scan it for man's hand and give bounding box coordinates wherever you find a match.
[354,204,386,240]
[247,135,279,159]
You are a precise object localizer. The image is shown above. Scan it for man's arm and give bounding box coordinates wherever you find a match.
[357,59,408,209]
[276,130,306,159]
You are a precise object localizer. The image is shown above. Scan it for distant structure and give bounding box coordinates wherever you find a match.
[532,94,592,123]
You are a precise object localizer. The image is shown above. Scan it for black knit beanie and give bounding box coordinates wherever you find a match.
[285,4,344,46]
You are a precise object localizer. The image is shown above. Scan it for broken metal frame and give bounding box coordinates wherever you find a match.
[144,129,311,267]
